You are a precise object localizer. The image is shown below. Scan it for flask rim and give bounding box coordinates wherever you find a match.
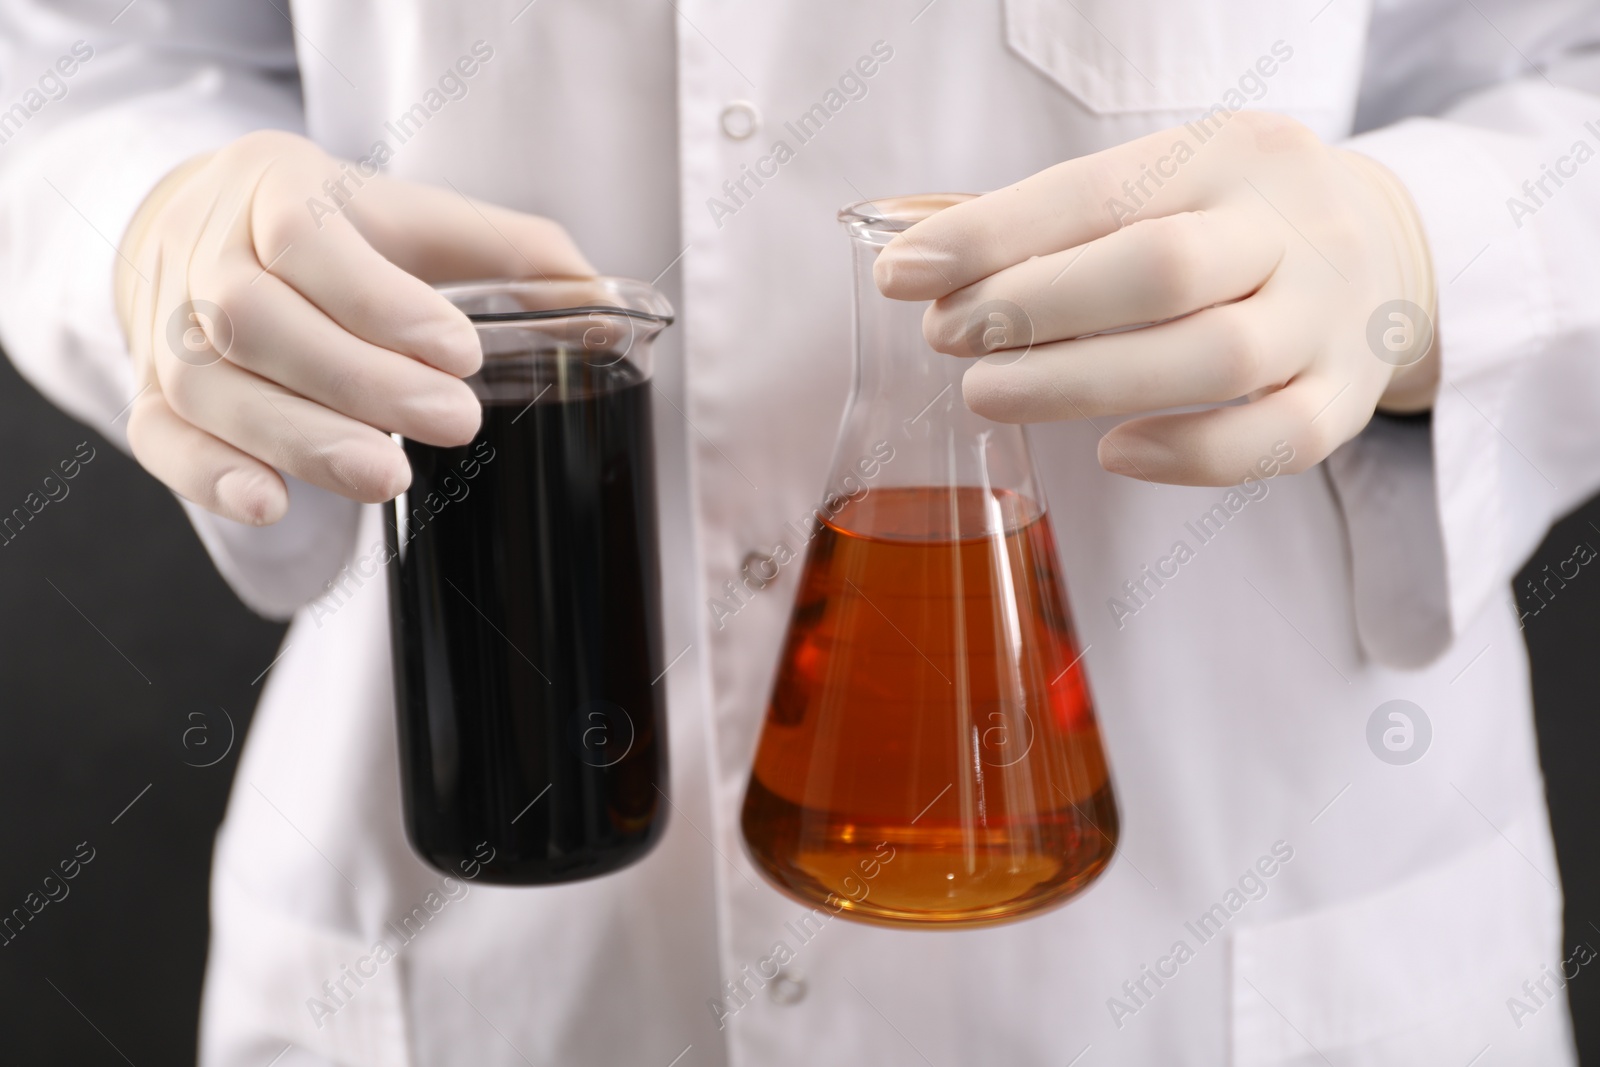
[838,193,978,241]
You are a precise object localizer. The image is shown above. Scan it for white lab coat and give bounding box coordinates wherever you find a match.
[2,1,1598,1063]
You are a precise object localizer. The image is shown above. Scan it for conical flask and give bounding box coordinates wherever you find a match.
[741,194,1118,927]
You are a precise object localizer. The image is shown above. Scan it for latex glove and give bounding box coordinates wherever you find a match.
[874,111,1437,486]
[114,130,592,524]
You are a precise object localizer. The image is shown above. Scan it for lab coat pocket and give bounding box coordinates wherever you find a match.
[1230,810,1575,1066]
[201,868,414,1067]
[1000,0,1370,120]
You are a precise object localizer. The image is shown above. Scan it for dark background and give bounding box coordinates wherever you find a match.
[0,349,1595,1062]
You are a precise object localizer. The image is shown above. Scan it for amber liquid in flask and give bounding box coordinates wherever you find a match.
[741,195,1118,927]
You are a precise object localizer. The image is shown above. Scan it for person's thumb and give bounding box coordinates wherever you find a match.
[344,176,596,284]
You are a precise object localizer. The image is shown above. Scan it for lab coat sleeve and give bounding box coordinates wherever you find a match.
[1326,46,1600,667]
[0,4,362,620]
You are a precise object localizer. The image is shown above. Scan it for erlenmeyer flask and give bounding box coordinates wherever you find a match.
[741,194,1118,927]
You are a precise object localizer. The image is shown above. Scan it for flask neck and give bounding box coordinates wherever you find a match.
[848,232,965,419]
[830,197,1044,534]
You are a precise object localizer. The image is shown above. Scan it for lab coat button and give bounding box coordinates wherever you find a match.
[768,969,807,1005]
[719,100,761,141]
[741,549,777,589]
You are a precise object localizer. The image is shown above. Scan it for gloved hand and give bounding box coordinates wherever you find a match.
[114,129,593,524]
[874,111,1437,486]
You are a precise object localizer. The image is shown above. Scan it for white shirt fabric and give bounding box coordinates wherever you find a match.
[2,1,1599,1064]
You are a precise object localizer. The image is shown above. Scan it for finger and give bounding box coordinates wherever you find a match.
[876,126,1213,300]
[251,167,483,377]
[346,177,596,285]
[925,208,1282,353]
[127,168,217,380]
[1095,375,1382,486]
[125,387,289,525]
[156,351,413,504]
[152,224,409,505]
[125,198,273,521]
[191,248,481,447]
[961,294,1304,422]
[152,179,411,505]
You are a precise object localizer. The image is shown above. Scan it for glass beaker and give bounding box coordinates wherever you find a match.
[386,277,673,885]
[741,196,1118,927]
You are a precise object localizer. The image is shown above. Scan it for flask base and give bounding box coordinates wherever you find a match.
[741,776,1117,928]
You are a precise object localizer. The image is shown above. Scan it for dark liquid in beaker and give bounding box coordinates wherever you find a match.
[387,361,666,885]
[742,486,1116,926]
